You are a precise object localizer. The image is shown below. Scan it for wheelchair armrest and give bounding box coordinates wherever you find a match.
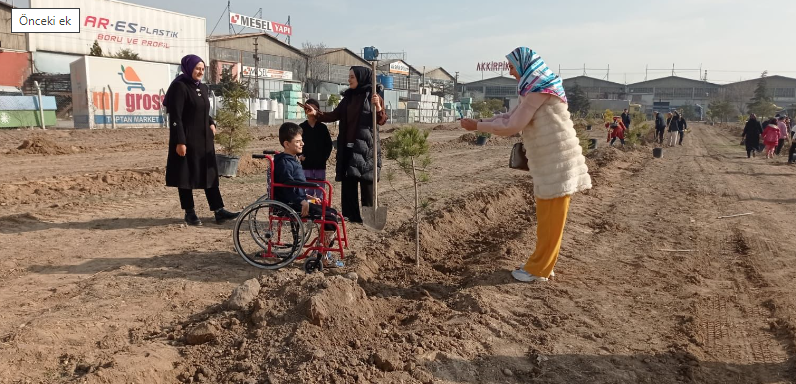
[281,180,321,189]
[306,179,334,203]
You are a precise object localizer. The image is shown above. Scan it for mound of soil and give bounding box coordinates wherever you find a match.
[169,272,418,383]
[13,136,80,155]
[0,167,165,205]
[235,156,269,178]
[432,124,459,131]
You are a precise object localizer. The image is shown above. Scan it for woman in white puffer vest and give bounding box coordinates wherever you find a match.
[461,47,592,283]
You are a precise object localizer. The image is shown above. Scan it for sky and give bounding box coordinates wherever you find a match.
[15,0,796,84]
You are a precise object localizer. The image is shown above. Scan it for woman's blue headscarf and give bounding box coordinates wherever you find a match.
[506,47,567,103]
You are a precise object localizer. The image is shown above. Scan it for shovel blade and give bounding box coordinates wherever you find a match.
[362,206,388,231]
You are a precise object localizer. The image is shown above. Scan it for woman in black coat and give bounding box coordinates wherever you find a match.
[742,114,763,158]
[164,54,238,226]
[304,66,387,223]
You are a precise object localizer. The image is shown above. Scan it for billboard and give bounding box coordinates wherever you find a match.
[71,56,172,128]
[229,12,292,36]
[389,61,410,76]
[241,66,293,80]
[29,0,208,64]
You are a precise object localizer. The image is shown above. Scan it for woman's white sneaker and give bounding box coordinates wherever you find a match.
[511,269,549,282]
[515,266,554,278]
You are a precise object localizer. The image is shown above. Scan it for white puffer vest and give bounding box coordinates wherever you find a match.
[520,97,592,199]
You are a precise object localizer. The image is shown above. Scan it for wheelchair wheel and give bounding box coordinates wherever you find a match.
[257,194,315,245]
[233,200,306,269]
[303,255,323,274]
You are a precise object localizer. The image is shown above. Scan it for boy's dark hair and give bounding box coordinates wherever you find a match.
[305,98,320,110]
[279,122,303,147]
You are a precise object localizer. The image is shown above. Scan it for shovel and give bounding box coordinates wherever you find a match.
[362,59,388,231]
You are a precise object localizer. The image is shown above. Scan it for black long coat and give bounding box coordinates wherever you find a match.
[165,78,218,189]
[317,92,387,182]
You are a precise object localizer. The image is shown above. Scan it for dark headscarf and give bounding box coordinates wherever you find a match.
[344,66,373,97]
[163,54,204,109]
[339,66,377,145]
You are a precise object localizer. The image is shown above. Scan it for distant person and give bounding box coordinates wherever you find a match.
[666,112,680,147]
[678,113,687,145]
[654,111,666,144]
[299,99,333,199]
[605,116,626,147]
[763,118,781,159]
[163,54,239,226]
[621,108,631,132]
[742,114,762,158]
[776,115,791,156]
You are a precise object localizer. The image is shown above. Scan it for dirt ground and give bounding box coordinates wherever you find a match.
[0,123,795,384]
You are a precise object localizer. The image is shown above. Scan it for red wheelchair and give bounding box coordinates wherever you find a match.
[232,150,349,273]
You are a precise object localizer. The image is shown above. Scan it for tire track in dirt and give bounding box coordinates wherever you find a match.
[674,125,794,382]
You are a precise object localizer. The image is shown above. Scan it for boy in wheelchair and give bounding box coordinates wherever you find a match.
[274,122,344,268]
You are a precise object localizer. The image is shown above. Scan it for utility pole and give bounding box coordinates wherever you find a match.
[228,1,233,34]
[672,63,675,77]
[253,37,260,98]
[454,71,459,102]
[645,64,648,81]
[286,16,291,45]
[606,64,610,81]
[422,66,426,92]
[583,63,586,76]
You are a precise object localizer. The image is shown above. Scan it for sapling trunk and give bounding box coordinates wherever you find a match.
[412,156,420,267]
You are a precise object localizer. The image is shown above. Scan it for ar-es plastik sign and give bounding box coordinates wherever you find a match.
[229,12,292,36]
[476,61,510,72]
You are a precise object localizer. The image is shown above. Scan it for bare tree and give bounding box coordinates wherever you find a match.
[302,42,330,93]
[724,81,756,116]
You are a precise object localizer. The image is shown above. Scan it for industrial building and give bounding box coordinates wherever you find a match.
[722,75,796,115]
[207,32,306,98]
[376,59,422,96]
[307,47,370,95]
[457,76,519,102]
[0,1,30,90]
[562,76,626,100]
[458,74,729,116]
[421,67,456,98]
[627,76,720,114]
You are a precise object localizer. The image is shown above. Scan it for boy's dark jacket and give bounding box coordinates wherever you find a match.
[273,152,307,206]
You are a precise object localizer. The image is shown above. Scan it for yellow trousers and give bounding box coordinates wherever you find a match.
[523,195,571,278]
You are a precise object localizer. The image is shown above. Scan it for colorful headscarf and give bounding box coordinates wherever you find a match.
[506,47,567,103]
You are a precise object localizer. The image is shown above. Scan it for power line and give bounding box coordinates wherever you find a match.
[209,3,229,36]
